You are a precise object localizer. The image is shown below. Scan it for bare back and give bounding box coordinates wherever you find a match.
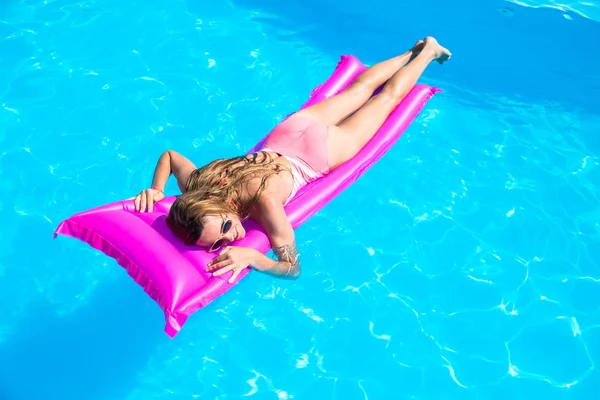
[237,151,295,211]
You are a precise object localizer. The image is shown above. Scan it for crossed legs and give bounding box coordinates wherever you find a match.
[296,36,451,169]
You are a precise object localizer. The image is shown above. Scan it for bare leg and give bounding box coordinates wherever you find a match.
[327,37,451,168]
[296,40,425,126]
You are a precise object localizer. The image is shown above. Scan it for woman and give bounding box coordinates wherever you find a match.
[133,37,451,283]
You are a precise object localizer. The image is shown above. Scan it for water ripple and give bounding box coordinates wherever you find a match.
[1,0,599,399]
[506,0,600,22]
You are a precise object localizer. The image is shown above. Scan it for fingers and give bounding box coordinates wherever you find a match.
[207,247,234,272]
[134,189,158,213]
[207,247,231,267]
[206,258,232,272]
[228,267,243,284]
[212,263,244,284]
[211,263,236,277]
[208,247,232,265]
[140,190,148,212]
[204,246,246,283]
[146,190,154,213]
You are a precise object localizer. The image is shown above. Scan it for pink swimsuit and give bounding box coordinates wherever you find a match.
[261,113,330,204]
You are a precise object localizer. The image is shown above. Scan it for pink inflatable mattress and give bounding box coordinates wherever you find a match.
[54,54,440,337]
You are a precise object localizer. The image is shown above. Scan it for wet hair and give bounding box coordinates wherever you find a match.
[166,151,289,245]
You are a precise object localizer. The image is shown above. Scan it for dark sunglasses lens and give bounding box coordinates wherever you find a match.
[211,239,226,252]
[223,220,232,233]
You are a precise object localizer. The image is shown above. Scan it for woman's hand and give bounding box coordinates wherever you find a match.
[207,246,261,283]
[133,188,165,212]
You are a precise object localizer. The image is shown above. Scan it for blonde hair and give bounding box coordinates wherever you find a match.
[166,151,289,245]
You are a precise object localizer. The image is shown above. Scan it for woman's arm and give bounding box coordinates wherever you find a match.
[253,196,301,278]
[251,246,301,279]
[134,150,197,212]
[207,244,299,283]
[206,196,301,281]
[151,150,197,193]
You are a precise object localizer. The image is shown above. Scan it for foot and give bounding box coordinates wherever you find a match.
[422,36,451,64]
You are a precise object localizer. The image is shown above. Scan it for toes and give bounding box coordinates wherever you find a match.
[437,53,451,64]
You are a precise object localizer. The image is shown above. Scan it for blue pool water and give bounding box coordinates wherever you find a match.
[1,0,599,398]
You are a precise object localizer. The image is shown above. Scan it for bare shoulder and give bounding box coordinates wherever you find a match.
[252,194,284,223]
[244,172,292,206]
[252,194,293,236]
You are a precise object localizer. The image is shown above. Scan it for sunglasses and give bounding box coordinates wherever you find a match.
[208,216,233,252]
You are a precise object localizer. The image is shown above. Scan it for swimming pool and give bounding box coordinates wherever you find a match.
[1,0,599,398]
